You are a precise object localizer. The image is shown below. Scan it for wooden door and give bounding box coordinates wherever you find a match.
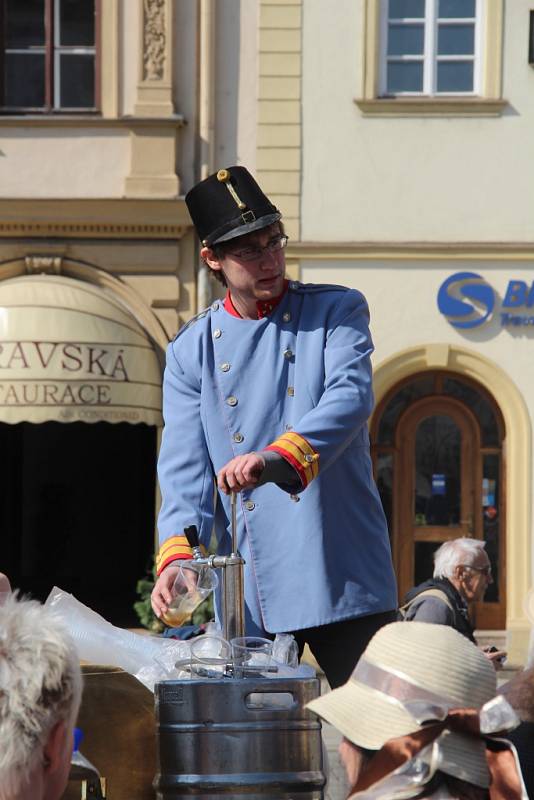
[394,395,503,628]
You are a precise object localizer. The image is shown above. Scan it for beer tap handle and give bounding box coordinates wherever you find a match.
[184,525,199,549]
[184,525,204,561]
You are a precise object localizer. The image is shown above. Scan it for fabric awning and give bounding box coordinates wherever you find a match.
[0,274,163,426]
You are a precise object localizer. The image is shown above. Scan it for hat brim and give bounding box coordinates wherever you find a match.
[307,679,490,788]
[211,212,282,245]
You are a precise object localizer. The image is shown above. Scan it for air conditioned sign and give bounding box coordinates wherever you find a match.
[437,271,534,329]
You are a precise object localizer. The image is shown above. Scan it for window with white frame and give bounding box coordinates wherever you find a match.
[380,0,481,96]
[0,0,98,113]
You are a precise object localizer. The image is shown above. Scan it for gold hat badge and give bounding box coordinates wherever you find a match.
[217,168,247,210]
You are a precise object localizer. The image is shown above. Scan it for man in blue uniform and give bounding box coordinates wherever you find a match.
[151,166,397,687]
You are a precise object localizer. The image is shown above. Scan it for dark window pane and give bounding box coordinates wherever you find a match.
[4,53,45,107]
[438,23,475,55]
[387,61,424,93]
[439,0,475,18]
[377,377,435,445]
[5,0,45,47]
[482,454,500,603]
[437,60,474,92]
[414,541,443,587]
[59,0,95,46]
[388,23,425,55]
[59,54,95,108]
[442,378,500,446]
[376,452,393,536]
[414,415,460,526]
[389,0,425,18]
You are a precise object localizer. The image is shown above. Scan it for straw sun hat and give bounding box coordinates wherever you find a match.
[307,621,497,789]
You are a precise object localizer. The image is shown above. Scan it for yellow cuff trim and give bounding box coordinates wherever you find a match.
[279,431,317,459]
[156,534,207,572]
[266,431,320,486]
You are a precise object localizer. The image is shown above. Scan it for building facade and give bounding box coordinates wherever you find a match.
[0,0,532,660]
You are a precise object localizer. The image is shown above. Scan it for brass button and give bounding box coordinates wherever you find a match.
[245,500,255,511]
[283,312,291,322]
[290,494,300,503]
[233,432,244,443]
[226,396,238,407]
[217,168,230,182]
[211,301,219,311]
[213,328,222,339]
[287,386,294,397]
[305,454,314,463]
[220,362,231,372]
[283,349,293,360]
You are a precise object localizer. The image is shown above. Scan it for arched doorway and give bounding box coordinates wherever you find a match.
[371,371,505,629]
[0,271,164,625]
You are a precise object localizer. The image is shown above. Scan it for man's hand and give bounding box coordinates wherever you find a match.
[151,563,181,619]
[217,452,266,494]
[483,645,507,670]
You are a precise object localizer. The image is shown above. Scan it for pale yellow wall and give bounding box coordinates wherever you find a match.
[300,0,534,242]
[237,0,260,170]
[0,0,194,201]
[301,257,533,659]
[121,0,140,116]
[0,131,129,198]
[174,0,199,188]
[257,0,302,242]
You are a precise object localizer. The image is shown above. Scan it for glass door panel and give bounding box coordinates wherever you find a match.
[414,415,461,527]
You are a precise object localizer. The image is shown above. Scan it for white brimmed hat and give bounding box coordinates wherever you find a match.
[307,621,497,788]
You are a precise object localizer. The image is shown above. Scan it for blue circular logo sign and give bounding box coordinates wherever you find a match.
[437,272,495,329]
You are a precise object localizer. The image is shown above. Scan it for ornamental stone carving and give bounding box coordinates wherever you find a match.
[143,0,166,81]
[25,256,62,274]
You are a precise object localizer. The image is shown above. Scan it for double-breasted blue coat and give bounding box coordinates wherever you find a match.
[156,281,397,635]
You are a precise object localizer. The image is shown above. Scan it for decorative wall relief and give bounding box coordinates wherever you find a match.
[143,0,166,81]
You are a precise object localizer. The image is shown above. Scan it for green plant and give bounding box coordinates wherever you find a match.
[134,561,164,633]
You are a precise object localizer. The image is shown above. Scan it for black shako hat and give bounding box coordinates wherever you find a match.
[185,166,281,247]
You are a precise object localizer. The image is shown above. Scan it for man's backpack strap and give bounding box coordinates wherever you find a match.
[398,588,454,619]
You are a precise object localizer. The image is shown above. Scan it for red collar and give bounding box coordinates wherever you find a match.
[224,280,289,319]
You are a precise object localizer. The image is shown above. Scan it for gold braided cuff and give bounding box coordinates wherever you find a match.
[265,431,319,488]
[156,535,206,575]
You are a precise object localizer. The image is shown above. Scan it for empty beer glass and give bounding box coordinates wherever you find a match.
[231,636,273,677]
[190,634,232,679]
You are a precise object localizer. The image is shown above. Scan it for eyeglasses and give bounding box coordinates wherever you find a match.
[463,564,492,578]
[225,234,288,262]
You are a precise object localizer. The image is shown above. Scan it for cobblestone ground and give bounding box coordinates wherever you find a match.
[322,719,348,800]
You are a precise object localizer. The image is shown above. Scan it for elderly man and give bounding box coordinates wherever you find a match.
[400,537,506,667]
[0,594,82,800]
[151,165,397,688]
[307,622,526,799]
